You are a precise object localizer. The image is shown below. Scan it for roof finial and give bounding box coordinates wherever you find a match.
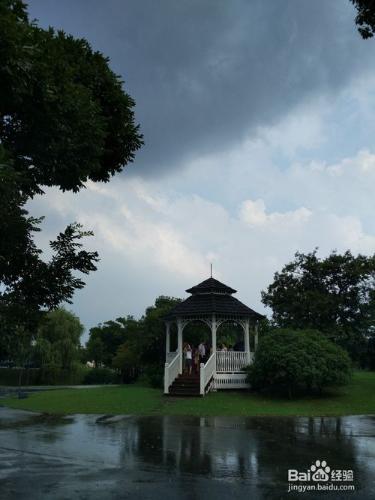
[210,262,213,278]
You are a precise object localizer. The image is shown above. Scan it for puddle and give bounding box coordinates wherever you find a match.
[0,410,374,498]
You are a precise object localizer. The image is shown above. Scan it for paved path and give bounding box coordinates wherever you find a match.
[0,384,119,398]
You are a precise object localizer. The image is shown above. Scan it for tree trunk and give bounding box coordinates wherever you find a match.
[18,367,23,387]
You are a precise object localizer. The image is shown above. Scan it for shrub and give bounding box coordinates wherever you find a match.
[144,364,164,388]
[246,329,352,398]
[0,368,40,385]
[83,367,118,385]
[38,364,62,385]
[0,363,89,385]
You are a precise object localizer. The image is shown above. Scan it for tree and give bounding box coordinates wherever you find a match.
[112,341,140,382]
[86,336,105,368]
[0,200,99,362]
[86,296,181,385]
[0,1,142,352]
[86,316,141,367]
[37,308,84,370]
[33,337,53,368]
[138,296,182,366]
[262,250,375,363]
[246,329,352,398]
[0,1,142,196]
[351,0,375,39]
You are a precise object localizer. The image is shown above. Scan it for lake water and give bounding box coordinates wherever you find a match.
[0,408,374,499]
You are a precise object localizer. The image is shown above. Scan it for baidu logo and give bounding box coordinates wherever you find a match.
[310,460,331,481]
[287,459,355,494]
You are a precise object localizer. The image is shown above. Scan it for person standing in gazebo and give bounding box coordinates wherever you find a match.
[184,343,193,375]
[198,341,206,364]
[193,347,200,374]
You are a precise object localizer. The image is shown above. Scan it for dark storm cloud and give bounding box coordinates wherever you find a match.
[28,0,371,175]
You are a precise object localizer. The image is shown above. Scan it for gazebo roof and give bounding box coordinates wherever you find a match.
[165,277,264,321]
[186,277,236,295]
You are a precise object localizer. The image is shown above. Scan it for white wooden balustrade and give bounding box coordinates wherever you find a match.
[214,373,250,389]
[216,351,252,373]
[164,352,180,394]
[166,351,177,364]
[200,352,216,395]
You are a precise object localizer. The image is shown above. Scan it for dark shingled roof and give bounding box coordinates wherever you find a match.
[186,277,236,295]
[165,277,264,320]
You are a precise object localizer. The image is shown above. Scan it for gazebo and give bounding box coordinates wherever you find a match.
[164,277,264,396]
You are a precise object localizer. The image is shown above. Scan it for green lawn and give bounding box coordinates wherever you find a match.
[3,371,375,417]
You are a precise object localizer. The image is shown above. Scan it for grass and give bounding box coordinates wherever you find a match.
[3,371,375,417]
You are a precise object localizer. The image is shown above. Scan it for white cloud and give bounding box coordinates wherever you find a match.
[256,98,328,157]
[27,73,375,334]
[327,149,375,175]
[239,199,311,227]
[30,155,375,335]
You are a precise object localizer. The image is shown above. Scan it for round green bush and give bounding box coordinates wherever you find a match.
[246,329,352,397]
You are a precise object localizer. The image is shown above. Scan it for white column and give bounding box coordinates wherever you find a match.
[244,319,251,364]
[254,322,259,351]
[200,363,205,395]
[211,314,217,373]
[164,362,169,394]
[177,318,183,374]
[165,322,170,359]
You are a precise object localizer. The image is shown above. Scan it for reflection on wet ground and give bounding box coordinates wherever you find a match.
[0,408,374,499]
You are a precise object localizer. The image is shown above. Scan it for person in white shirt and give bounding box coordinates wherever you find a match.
[198,342,206,364]
[184,343,193,375]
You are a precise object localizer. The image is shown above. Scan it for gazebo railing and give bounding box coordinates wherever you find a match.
[200,352,216,395]
[166,351,177,364]
[164,352,180,394]
[216,351,251,373]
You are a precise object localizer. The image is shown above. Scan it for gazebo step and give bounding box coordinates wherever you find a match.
[173,377,199,383]
[169,388,201,396]
[168,373,200,396]
[170,382,199,388]
[169,392,201,397]
[174,382,199,387]
[171,386,199,392]
[172,377,199,383]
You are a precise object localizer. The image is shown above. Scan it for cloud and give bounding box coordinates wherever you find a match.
[239,199,312,227]
[23,1,375,339]
[29,143,375,334]
[28,0,374,175]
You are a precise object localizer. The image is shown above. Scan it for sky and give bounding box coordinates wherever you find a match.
[27,0,375,337]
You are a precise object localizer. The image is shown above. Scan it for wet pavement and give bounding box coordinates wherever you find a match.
[0,385,116,398]
[0,408,374,499]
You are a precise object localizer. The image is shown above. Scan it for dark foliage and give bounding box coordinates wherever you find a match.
[351,0,375,39]
[0,1,142,196]
[262,250,375,364]
[0,365,89,386]
[144,364,164,388]
[83,367,119,385]
[87,317,139,367]
[246,329,352,398]
[86,297,182,384]
[0,1,142,357]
